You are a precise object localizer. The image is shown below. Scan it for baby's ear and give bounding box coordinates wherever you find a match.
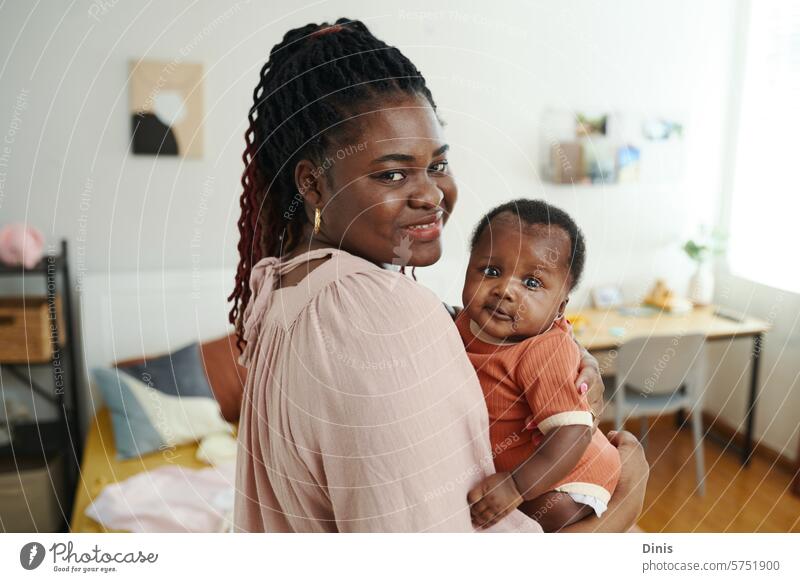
[558,296,569,318]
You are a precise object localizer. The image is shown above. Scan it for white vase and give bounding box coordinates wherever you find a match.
[688,261,714,306]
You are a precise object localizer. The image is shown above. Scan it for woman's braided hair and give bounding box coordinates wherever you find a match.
[228,18,437,352]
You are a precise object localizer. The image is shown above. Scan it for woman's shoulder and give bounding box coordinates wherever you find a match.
[329,269,446,328]
[324,252,442,303]
[284,249,448,332]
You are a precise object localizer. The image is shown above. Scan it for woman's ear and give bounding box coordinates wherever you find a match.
[294,158,329,207]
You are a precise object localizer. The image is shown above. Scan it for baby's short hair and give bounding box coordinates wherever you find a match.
[470,198,587,290]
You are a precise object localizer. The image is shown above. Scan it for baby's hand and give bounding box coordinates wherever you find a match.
[467,472,523,529]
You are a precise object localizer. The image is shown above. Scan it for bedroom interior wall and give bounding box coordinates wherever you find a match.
[6,1,786,456]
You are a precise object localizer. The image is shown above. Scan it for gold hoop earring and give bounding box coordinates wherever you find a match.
[313,207,321,235]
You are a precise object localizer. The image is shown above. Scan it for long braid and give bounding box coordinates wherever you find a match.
[229,18,437,352]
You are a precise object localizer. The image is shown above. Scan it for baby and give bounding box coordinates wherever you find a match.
[455,198,621,532]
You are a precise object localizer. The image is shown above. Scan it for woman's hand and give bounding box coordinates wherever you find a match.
[576,346,604,429]
[607,429,649,520]
[559,430,649,533]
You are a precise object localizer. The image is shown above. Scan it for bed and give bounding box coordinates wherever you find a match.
[70,407,234,532]
[71,270,245,532]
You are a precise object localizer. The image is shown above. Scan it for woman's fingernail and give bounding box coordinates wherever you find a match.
[579,382,588,395]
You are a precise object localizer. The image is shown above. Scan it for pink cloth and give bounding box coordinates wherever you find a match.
[0,223,44,268]
[85,462,235,533]
[233,248,542,533]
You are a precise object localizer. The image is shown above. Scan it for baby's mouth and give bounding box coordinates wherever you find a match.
[483,303,514,321]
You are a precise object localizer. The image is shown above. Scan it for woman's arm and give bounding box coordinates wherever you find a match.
[559,430,649,532]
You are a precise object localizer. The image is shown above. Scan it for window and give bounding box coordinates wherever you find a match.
[728,0,800,293]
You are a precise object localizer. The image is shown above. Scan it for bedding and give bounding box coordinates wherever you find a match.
[91,367,232,460]
[84,462,235,533]
[116,342,215,399]
[71,333,245,532]
[71,408,231,532]
[116,334,246,423]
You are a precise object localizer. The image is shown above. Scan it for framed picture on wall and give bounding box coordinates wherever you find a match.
[129,59,204,158]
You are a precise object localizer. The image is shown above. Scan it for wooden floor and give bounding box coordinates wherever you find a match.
[622,419,800,532]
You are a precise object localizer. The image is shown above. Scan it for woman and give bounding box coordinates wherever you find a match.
[229,18,648,532]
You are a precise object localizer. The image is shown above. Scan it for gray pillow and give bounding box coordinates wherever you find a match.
[117,342,213,399]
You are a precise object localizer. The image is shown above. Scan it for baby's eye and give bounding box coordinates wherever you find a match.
[481,266,500,277]
[524,277,542,289]
[429,160,449,174]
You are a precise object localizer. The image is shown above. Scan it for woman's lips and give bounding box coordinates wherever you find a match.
[400,215,443,242]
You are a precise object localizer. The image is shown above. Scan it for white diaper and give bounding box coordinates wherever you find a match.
[565,492,608,517]
[554,482,612,517]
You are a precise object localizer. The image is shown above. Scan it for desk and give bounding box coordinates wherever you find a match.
[572,305,770,466]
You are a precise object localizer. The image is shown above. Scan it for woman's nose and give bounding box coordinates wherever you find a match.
[408,176,444,209]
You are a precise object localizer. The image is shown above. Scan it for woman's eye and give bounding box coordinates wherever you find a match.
[377,171,405,183]
[429,160,449,173]
[481,266,499,277]
[524,277,542,289]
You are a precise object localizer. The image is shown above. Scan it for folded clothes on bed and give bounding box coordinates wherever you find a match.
[84,461,235,533]
[196,432,238,466]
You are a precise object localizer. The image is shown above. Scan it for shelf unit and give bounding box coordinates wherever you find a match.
[0,239,81,532]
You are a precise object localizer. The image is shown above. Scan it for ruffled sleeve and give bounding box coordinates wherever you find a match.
[237,256,280,369]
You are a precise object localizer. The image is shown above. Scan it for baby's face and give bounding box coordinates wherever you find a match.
[462,212,573,341]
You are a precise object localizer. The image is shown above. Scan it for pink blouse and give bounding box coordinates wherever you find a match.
[232,248,542,532]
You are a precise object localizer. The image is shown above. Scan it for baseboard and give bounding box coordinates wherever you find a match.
[699,411,798,476]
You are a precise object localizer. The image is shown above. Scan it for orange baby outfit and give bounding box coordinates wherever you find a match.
[455,311,620,510]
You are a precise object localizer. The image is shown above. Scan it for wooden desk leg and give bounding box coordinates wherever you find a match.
[742,333,763,466]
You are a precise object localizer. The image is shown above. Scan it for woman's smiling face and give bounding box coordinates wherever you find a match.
[295,93,457,267]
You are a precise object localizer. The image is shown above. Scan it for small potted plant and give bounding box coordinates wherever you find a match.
[683,227,726,305]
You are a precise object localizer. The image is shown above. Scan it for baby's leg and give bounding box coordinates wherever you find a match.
[520,491,594,532]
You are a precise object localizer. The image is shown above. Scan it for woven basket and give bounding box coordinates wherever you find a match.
[0,296,65,363]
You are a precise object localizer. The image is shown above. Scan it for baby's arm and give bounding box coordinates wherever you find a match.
[512,424,592,501]
[468,425,591,528]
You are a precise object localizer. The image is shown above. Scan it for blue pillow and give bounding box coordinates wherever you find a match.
[91,343,231,460]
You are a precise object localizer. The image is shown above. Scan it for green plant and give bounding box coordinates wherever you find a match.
[683,228,727,263]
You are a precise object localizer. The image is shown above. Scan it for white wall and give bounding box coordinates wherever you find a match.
[6,1,792,459]
[0,0,735,296]
[704,272,800,464]
[700,0,800,463]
